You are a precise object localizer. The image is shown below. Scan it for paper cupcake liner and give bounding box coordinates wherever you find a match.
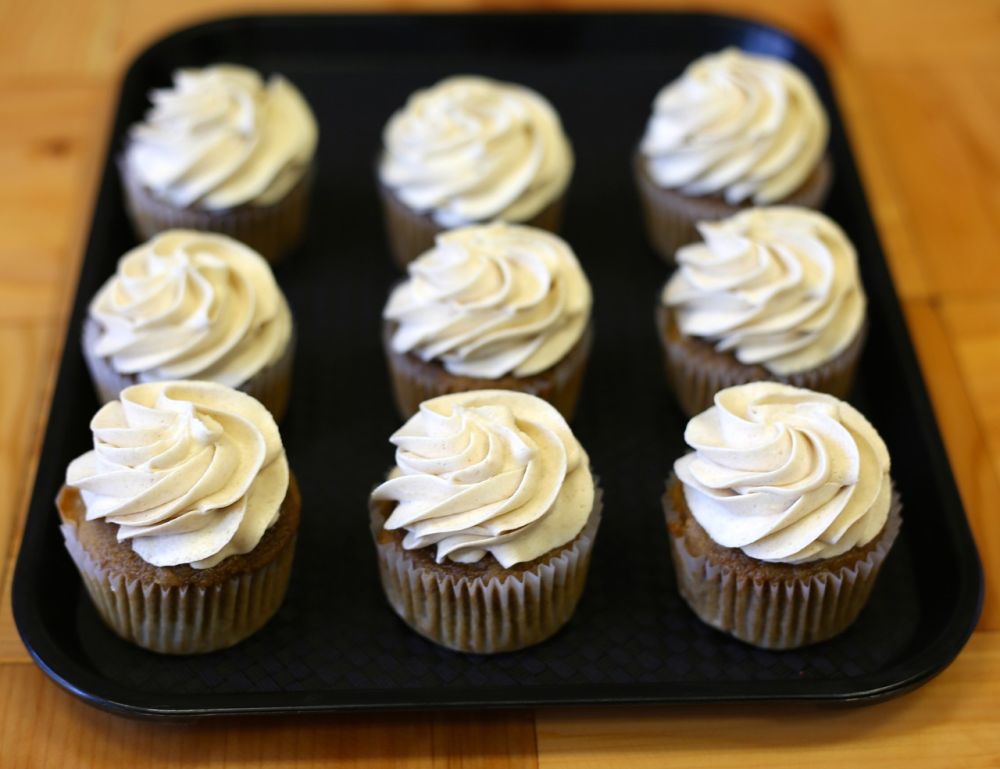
[377,180,566,270]
[370,488,602,654]
[382,320,593,420]
[657,305,867,417]
[634,151,834,264]
[81,317,297,422]
[119,159,315,265]
[58,482,299,655]
[664,478,902,650]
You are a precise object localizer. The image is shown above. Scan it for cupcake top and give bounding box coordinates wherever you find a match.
[674,382,891,564]
[124,64,317,210]
[384,222,592,378]
[662,207,865,375]
[379,75,573,228]
[639,48,828,205]
[371,390,594,567]
[89,230,293,387]
[65,381,289,569]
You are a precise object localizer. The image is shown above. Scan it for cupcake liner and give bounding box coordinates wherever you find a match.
[57,478,300,655]
[657,305,867,417]
[634,151,834,264]
[119,159,315,265]
[664,478,902,650]
[382,320,593,420]
[81,317,297,422]
[377,180,565,270]
[370,487,602,654]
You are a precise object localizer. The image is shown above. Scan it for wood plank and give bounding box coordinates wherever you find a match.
[861,64,1000,299]
[0,661,537,769]
[941,296,1000,501]
[536,630,1000,769]
[0,85,107,322]
[0,0,122,82]
[833,0,1000,65]
[116,0,843,89]
[0,323,60,575]
[902,300,1000,631]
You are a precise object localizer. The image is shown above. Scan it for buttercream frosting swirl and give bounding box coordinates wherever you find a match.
[65,381,289,569]
[89,230,293,387]
[640,48,828,205]
[124,64,317,210]
[371,390,594,567]
[674,382,891,564]
[384,223,592,378]
[663,207,865,375]
[379,75,573,227]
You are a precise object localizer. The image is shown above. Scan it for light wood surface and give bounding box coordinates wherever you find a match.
[2,0,999,765]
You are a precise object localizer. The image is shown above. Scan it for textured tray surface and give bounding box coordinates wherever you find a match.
[12,13,982,716]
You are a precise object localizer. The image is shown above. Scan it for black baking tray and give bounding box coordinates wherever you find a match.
[12,11,983,717]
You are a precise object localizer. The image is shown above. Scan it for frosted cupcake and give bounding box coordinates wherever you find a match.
[120,64,318,263]
[658,207,866,416]
[369,390,602,653]
[383,222,592,419]
[57,381,300,654]
[636,48,832,260]
[378,75,573,268]
[666,382,901,649]
[83,230,295,421]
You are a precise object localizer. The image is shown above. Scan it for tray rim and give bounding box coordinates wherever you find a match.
[11,8,984,719]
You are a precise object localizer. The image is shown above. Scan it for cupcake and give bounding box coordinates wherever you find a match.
[636,48,832,261]
[82,230,295,422]
[382,222,593,420]
[378,75,573,268]
[666,382,901,649]
[120,64,318,263]
[57,381,300,654]
[657,207,866,417]
[369,390,602,653]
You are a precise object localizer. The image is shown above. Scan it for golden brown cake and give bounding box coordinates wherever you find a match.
[119,64,317,264]
[382,223,593,420]
[657,207,867,416]
[81,230,295,421]
[666,382,901,649]
[377,76,573,268]
[636,48,832,262]
[58,381,299,654]
[369,390,602,653]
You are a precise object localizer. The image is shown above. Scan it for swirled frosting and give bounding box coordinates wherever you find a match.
[371,390,594,567]
[640,48,828,205]
[663,207,865,375]
[674,382,891,564]
[124,64,317,210]
[65,381,289,569]
[89,230,293,387]
[379,76,573,227]
[384,223,592,378]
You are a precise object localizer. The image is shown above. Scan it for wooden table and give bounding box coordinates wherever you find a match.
[2,0,999,765]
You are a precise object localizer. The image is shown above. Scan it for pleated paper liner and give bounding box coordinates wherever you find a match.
[119,160,315,265]
[634,152,834,264]
[369,487,603,654]
[663,477,902,650]
[56,476,301,655]
[377,180,566,270]
[382,320,594,421]
[657,305,867,418]
[81,317,297,423]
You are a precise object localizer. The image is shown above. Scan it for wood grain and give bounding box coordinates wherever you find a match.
[0,661,536,768]
[536,631,1000,769]
[0,0,998,766]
